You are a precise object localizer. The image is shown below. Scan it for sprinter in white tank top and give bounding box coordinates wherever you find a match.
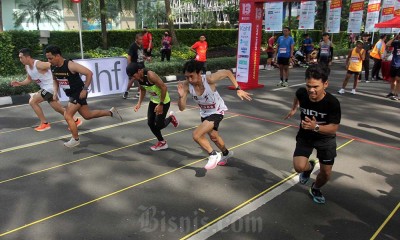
[178,60,252,170]
[11,48,82,132]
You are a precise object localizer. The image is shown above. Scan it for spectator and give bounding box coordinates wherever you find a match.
[276,26,295,87]
[142,26,153,62]
[302,33,314,65]
[161,30,172,62]
[191,34,208,74]
[370,34,387,81]
[317,32,333,69]
[265,33,278,70]
[359,33,372,82]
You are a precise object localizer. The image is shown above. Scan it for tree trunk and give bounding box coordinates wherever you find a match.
[164,0,178,45]
[100,0,108,49]
[36,12,40,30]
[288,2,292,29]
[322,0,327,32]
[0,0,3,32]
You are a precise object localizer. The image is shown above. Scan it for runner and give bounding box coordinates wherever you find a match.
[338,40,365,95]
[285,64,341,204]
[177,60,252,170]
[126,62,179,151]
[45,45,123,148]
[276,27,295,87]
[11,48,82,132]
[317,32,333,68]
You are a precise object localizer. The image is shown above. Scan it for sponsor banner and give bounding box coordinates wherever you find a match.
[58,57,128,102]
[380,0,395,33]
[264,2,283,32]
[347,0,364,33]
[298,1,316,29]
[393,0,400,32]
[365,0,381,32]
[326,0,342,33]
[236,23,252,83]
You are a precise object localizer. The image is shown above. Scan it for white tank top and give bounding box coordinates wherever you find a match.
[25,60,54,93]
[189,75,228,118]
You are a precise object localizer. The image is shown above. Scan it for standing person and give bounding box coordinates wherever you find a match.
[302,33,314,65]
[45,45,123,148]
[123,33,146,99]
[265,33,277,70]
[126,63,179,150]
[191,34,208,74]
[359,33,372,82]
[370,34,387,81]
[385,34,400,100]
[276,27,295,87]
[161,30,172,62]
[284,64,341,204]
[317,32,334,68]
[142,26,153,63]
[338,40,366,95]
[11,48,82,132]
[177,60,252,170]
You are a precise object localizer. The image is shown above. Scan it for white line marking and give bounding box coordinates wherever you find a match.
[272,82,305,91]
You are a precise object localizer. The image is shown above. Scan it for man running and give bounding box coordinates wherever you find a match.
[11,48,82,132]
[276,27,295,87]
[285,64,341,204]
[177,60,252,170]
[126,63,179,151]
[45,45,122,148]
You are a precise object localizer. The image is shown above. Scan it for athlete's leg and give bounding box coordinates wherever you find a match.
[78,105,112,120]
[193,120,215,154]
[314,164,333,188]
[29,92,46,123]
[208,130,227,152]
[65,102,81,139]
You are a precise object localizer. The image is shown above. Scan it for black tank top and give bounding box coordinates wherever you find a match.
[138,70,154,87]
[52,59,84,95]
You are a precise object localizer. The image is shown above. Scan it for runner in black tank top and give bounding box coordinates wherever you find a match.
[45,45,123,148]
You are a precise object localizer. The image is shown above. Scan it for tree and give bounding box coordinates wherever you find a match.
[165,0,178,45]
[100,0,108,49]
[13,0,61,30]
[0,0,3,32]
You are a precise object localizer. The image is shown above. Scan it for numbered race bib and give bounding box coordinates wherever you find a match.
[321,48,329,54]
[58,79,70,89]
[279,48,287,54]
[351,56,359,62]
[397,49,400,55]
[33,79,42,84]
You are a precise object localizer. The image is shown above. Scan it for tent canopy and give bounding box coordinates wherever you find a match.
[375,16,400,28]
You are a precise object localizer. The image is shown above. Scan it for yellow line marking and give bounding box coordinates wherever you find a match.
[180,139,354,240]
[370,202,400,240]
[0,125,291,237]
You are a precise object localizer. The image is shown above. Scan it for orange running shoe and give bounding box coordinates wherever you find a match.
[34,122,51,132]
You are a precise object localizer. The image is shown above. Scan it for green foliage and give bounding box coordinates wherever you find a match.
[13,0,62,30]
[171,45,196,60]
[86,47,128,58]
[7,30,41,57]
[0,75,39,97]
[0,33,18,76]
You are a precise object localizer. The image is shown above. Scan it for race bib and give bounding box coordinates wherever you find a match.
[397,49,400,55]
[34,79,42,84]
[321,48,328,54]
[351,56,359,62]
[279,48,287,54]
[58,79,70,89]
[198,103,216,109]
[149,91,158,97]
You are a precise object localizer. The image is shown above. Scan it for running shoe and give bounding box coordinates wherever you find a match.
[390,95,399,101]
[75,118,83,127]
[337,89,345,94]
[122,91,129,99]
[150,141,168,151]
[204,152,221,170]
[309,182,325,204]
[169,111,179,128]
[64,137,80,148]
[34,122,51,132]
[386,92,395,98]
[277,81,283,86]
[217,151,234,166]
[282,81,288,87]
[299,159,317,184]
[135,93,140,98]
[351,89,356,95]
[110,107,123,122]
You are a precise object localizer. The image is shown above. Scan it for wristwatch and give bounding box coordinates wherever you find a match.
[235,86,241,90]
[314,124,320,132]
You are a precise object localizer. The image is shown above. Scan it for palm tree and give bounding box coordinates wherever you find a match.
[0,0,3,32]
[13,0,61,30]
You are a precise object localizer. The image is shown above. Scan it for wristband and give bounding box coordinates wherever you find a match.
[83,86,90,91]
[159,102,164,105]
[235,86,241,90]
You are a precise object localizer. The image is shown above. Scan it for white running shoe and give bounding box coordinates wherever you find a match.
[217,151,234,166]
[204,152,221,170]
[110,107,123,122]
[64,137,80,148]
[338,89,345,94]
[351,89,356,95]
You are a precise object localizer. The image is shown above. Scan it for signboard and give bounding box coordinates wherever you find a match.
[326,0,342,33]
[347,0,364,33]
[264,2,283,32]
[365,0,381,32]
[380,0,395,33]
[298,1,316,29]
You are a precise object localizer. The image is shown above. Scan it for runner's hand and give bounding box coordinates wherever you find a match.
[236,89,252,101]
[134,103,141,112]
[10,81,20,87]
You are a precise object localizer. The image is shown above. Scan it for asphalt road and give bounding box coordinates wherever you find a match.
[0,61,399,240]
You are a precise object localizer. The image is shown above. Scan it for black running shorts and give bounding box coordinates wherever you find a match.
[293,136,337,165]
[39,89,54,103]
[277,57,290,66]
[201,114,224,131]
[390,66,400,78]
[67,90,88,106]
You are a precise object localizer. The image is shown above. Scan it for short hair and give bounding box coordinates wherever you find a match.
[322,32,329,37]
[199,34,206,38]
[135,33,143,39]
[126,62,144,77]
[283,26,290,31]
[45,45,62,56]
[183,60,203,74]
[356,40,364,45]
[19,48,32,57]
[380,34,387,39]
[305,64,330,83]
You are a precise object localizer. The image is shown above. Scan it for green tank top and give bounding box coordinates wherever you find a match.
[139,69,170,104]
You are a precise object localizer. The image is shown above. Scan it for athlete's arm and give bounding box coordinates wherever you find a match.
[303,116,339,135]
[207,70,252,101]
[284,97,299,120]
[134,86,146,112]
[68,61,93,89]
[10,74,32,87]
[35,61,51,71]
[53,76,59,101]
[177,80,189,111]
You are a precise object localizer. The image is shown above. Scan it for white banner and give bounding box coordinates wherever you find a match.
[393,0,400,33]
[380,0,395,33]
[365,0,381,33]
[347,0,364,33]
[236,23,252,83]
[58,57,128,102]
[264,2,283,32]
[298,1,316,29]
[326,0,342,33]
